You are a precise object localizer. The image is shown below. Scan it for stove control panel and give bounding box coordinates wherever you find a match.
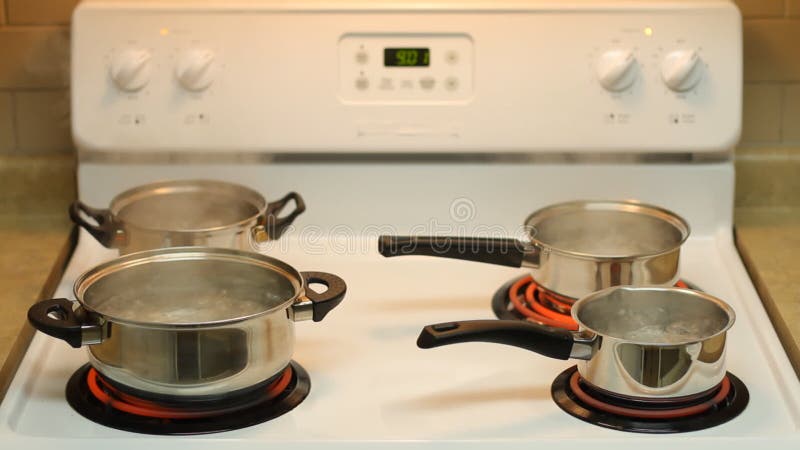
[72,0,742,154]
[338,34,473,103]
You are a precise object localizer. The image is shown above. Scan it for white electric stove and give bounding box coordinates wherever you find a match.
[3,0,800,447]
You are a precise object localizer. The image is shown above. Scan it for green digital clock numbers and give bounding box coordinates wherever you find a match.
[384,48,430,67]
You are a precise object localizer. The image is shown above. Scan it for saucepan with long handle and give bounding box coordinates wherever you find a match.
[379,200,689,300]
[417,286,735,399]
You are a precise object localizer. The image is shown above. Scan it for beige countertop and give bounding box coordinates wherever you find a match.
[0,216,73,401]
[736,207,800,378]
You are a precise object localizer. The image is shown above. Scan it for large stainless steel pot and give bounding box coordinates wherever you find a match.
[418,287,734,398]
[28,247,345,398]
[70,179,306,254]
[379,200,689,299]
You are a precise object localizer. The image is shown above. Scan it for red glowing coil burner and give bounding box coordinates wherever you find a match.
[569,371,731,419]
[508,276,689,330]
[86,366,293,419]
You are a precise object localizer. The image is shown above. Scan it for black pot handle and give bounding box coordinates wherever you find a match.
[417,320,576,360]
[263,192,306,239]
[378,236,526,268]
[69,201,121,248]
[299,271,347,322]
[27,299,86,348]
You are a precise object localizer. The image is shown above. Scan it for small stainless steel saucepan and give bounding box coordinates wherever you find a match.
[70,179,306,254]
[28,247,345,398]
[418,287,735,398]
[379,200,689,299]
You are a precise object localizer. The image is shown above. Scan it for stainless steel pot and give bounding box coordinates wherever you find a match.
[28,247,345,398]
[70,179,306,254]
[379,200,689,299]
[418,287,734,398]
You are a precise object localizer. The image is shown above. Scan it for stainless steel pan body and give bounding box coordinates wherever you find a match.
[418,287,735,398]
[70,179,305,254]
[28,247,346,398]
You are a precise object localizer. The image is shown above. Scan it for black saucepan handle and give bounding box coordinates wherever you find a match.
[27,299,86,348]
[264,192,306,239]
[378,236,525,268]
[69,201,121,248]
[417,320,575,360]
[300,271,347,322]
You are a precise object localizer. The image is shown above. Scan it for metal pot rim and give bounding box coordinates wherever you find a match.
[523,199,691,260]
[72,247,304,328]
[108,179,267,234]
[571,286,736,347]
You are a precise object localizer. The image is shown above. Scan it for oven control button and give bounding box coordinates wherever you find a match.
[661,49,703,92]
[445,50,459,65]
[420,77,436,90]
[355,77,369,90]
[596,49,637,92]
[109,48,152,92]
[175,48,216,92]
[445,77,459,91]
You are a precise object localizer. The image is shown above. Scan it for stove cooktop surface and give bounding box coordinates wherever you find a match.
[1,232,799,447]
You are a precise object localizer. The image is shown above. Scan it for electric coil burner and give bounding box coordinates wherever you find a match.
[65,361,311,435]
[491,276,696,330]
[551,366,749,433]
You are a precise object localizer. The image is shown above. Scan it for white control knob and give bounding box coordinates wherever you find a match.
[661,49,703,92]
[175,49,216,91]
[109,49,152,92]
[596,49,638,92]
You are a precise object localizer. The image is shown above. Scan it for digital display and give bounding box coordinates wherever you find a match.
[384,48,430,67]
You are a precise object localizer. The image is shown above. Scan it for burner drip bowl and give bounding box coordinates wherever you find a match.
[65,361,311,435]
[551,365,749,433]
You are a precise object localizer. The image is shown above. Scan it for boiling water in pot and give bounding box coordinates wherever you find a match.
[576,288,733,344]
[620,320,722,344]
[116,191,260,231]
[531,210,684,257]
[82,258,297,324]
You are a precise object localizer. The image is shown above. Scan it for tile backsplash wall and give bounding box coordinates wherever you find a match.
[0,2,798,169]
[0,0,73,155]
[739,0,800,148]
